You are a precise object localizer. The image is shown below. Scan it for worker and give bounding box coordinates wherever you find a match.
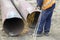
[36,0,56,37]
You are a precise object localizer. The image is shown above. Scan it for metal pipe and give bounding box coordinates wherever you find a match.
[12,0,40,28]
[1,0,24,36]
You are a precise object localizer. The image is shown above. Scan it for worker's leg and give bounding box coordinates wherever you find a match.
[44,10,53,34]
[37,10,49,34]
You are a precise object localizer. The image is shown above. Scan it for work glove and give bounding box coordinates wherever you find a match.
[36,5,41,9]
[34,5,42,12]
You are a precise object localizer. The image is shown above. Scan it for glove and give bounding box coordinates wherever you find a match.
[35,5,41,10]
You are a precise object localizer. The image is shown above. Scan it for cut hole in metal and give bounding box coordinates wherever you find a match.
[3,17,24,36]
[27,11,40,28]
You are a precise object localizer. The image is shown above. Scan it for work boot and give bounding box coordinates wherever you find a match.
[36,33,43,37]
[44,32,49,36]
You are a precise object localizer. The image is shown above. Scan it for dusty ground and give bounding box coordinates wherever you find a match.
[0,0,60,40]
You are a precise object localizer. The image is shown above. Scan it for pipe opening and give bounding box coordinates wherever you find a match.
[27,11,40,28]
[3,17,24,36]
[31,12,40,27]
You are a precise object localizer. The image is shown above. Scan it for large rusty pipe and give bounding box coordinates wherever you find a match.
[1,0,24,36]
[12,0,40,27]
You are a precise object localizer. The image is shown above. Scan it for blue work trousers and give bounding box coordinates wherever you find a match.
[37,8,54,34]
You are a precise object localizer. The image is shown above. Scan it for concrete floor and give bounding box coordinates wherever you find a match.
[0,0,60,40]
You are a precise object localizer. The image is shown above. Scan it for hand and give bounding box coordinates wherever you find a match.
[35,5,40,10]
